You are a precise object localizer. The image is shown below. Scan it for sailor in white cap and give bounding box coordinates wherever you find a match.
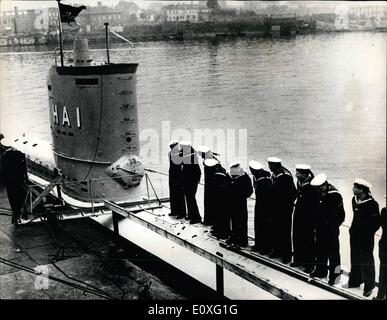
[310,173,345,285]
[266,157,296,264]
[291,164,317,272]
[248,160,273,254]
[197,145,220,160]
[179,140,191,147]
[180,141,202,224]
[225,161,253,248]
[346,178,381,297]
[198,146,220,226]
[202,157,218,226]
[168,140,186,219]
[204,158,230,239]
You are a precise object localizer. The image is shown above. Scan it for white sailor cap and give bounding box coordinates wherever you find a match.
[229,160,242,169]
[295,164,311,171]
[197,145,211,154]
[204,158,218,168]
[169,140,179,147]
[311,173,327,187]
[179,140,191,147]
[249,160,263,171]
[267,157,282,164]
[354,178,372,189]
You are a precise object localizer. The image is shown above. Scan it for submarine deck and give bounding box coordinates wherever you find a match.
[92,200,370,300]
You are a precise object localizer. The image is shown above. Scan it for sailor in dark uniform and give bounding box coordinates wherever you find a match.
[249,160,273,254]
[197,145,219,226]
[267,157,297,264]
[226,161,253,248]
[345,178,381,297]
[291,164,318,273]
[374,203,386,300]
[310,173,345,285]
[1,148,29,225]
[180,141,202,224]
[168,140,186,219]
[204,158,230,239]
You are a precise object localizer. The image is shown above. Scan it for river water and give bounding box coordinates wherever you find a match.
[1,32,385,215]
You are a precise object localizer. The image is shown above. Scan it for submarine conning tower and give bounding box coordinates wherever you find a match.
[47,39,144,203]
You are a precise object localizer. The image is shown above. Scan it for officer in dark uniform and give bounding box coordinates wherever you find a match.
[291,164,318,273]
[249,160,273,255]
[345,178,381,297]
[180,141,202,224]
[168,140,186,219]
[204,158,230,239]
[1,147,29,225]
[226,161,253,248]
[197,145,219,226]
[267,157,297,264]
[374,203,386,300]
[310,173,345,285]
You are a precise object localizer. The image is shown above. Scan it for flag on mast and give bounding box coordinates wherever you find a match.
[58,2,86,26]
[56,1,86,67]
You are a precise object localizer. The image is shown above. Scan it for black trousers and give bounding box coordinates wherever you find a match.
[348,231,376,291]
[229,202,248,246]
[254,207,272,252]
[183,181,201,222]
[5,181,27,221]
[293,219,316,268]
[377,249,386,299]
[213,192,230,239]
[203,185,216,226]
[315,225,341,279]
[169,176,186,217]
[272,207,293,260]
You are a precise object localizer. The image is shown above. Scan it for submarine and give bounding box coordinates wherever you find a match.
[0,29,374,300]
[3,38,145,207]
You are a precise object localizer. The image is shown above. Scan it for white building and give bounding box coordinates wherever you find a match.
[164,4,200,22]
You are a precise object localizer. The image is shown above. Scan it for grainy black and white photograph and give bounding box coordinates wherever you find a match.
[0,0,386,306]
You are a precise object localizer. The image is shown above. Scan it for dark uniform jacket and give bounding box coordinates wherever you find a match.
[350,196,380,238]
[211,165,230,238]
[181,148,201,184]
[271,167,297,215]
[253,171,272,214]
[169,150,182,176]
[293,181,318,245]
[316,184,345,233]
[227,172,254,205]
[252,170,273,249]
[203,163,217,225]
[226,172,253,245]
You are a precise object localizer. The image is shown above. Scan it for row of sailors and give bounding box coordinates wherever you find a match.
[168,140,386,299]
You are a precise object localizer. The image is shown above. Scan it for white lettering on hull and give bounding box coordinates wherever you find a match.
[52,105,82,128]
[53,104,59,125]
[62,106,71,127]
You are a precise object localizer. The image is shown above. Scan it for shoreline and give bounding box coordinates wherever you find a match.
[0,28,385,50]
